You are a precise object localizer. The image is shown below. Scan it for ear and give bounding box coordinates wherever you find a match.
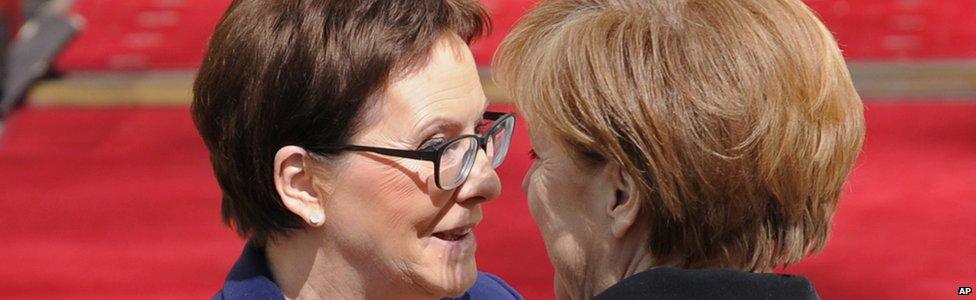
[606,165,641,239]
[274,146,325,227]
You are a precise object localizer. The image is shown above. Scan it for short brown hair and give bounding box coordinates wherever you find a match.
[193,0,488,244]
[495,0,864,271]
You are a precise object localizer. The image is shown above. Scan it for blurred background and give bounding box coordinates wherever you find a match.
[0,0,973,299]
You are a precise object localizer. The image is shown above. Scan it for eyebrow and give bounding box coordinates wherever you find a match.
[409,97,489,140]
[414,108,488,139]
[417,118,463,138]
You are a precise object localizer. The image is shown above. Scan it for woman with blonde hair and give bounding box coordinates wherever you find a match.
[495,0,864,298]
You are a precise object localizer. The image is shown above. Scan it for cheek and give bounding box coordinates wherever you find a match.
[523,161,592,289]
[523,162,549,225]
[329,157,475,294]
[328,157,440,252]
[524,163,575,246]
[521,160,539,192]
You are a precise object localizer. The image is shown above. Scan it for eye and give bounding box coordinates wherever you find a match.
[528,149,539,160]
[419,137,445,151]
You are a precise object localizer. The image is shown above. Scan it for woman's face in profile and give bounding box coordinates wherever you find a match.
[318,35,500,297]
[522,126,620,298]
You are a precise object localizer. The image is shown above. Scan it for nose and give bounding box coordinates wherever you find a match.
[454,147,501,205]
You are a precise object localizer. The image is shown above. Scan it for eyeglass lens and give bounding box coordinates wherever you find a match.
[437,115,514,189]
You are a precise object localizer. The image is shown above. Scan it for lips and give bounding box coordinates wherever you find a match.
[432,227,473,241]
[430,216,479,242]
[428,218,479,257]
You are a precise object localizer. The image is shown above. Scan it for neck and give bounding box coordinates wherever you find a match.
[265,231,356,299]
[622,249,656,278]
[265,230,422,300]
[589,233,657,298]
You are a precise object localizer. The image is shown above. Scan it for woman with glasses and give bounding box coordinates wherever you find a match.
[192,1,520,299]
[495,0,864,299]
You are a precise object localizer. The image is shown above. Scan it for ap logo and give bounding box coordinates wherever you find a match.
[960,287,973,296]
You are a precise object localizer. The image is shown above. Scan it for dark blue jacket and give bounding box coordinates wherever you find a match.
[214,243,522,300]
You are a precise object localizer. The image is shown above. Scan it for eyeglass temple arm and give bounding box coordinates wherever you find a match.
[484,111,507,120]
[337,112,512,161]
[340,145,439,161]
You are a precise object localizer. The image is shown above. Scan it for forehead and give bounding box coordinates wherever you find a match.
[381,36,487,127]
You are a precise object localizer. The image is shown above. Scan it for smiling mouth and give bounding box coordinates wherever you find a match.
[432,227,472,242]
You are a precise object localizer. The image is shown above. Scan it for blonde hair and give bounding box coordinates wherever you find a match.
[495,0,864,271]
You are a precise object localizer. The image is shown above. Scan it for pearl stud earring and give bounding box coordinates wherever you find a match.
[309,214,323,226]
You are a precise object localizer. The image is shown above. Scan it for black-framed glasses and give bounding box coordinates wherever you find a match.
[339,111,515,190]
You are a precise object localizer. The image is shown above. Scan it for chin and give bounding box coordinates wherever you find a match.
[421,256,479,298]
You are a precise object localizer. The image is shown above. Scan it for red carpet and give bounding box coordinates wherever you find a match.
[51,0,976,71]
[0,102,974,299]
